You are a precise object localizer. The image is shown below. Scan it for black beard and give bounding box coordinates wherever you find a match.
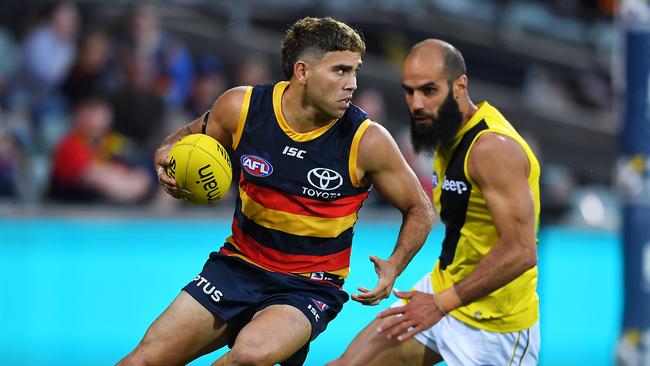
[409,91,463,156]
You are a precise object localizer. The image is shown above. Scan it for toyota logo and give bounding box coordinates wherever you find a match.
[307,168,343,191]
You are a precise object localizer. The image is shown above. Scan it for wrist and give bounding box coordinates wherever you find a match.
[432,293,447,315]
[385,256,403,274]
[436,285,463,313]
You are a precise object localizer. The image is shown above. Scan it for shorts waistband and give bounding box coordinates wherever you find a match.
[296,271,342,282]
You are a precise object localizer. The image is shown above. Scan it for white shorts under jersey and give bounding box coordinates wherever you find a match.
[391,273,540,366]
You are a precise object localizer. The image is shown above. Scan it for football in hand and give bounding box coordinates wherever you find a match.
[166,134,232,204]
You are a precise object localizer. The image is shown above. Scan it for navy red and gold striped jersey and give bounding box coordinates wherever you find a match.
[219,81,372,281]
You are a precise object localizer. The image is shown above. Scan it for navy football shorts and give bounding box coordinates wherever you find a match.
[182,252,349,366]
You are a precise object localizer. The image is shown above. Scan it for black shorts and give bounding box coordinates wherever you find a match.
[182,252,349,366]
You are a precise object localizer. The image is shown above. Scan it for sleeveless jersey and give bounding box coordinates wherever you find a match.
[431,101,541,332]
[219,81,372,281]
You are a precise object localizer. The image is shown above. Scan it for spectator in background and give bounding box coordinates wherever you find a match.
[48,97,153,204]
[121,4,194,108]
[62,29,119,105]
[110,54,165,156]
[355,88,387,124]
[234,55,272,86]
[185,54,227,117]
[0,26,19,104]
[8,1,79,151]
[0,115,23,198]
[0,27,23,198]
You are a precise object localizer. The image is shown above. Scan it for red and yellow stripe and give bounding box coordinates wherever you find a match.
[239,179,367,238]
[221,219,352,274]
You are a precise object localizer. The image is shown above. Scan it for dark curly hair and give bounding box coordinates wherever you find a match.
[281,17,365,79]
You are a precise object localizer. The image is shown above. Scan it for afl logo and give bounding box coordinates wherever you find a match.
[241,155,273,177]
[307,168,343,191]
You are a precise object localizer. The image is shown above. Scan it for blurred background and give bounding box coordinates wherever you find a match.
[0,0,631,365]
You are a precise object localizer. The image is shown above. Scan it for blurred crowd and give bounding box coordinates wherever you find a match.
[0,2,413,209]
[0,1,619,228]
[0,2,269,206]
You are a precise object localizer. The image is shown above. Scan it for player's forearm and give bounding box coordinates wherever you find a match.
[442,239,537,310]
[160,124,194,150]
[153,123,197,167]
[388,200,435,276]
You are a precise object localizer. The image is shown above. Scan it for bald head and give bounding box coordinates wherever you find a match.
[407,39,466,84]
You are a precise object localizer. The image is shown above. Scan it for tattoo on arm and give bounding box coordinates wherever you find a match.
[185,126,192,135]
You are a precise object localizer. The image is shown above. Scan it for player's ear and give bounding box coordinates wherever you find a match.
[293,60,310,84]
[453,74,468,99]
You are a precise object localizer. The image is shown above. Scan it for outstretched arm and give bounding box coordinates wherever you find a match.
[351,122,435,306]
[378,132,537,340]
[154,87,247,198]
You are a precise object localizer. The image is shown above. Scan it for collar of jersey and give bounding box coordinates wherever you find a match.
[273,81,338,142]
[449,101,492,149]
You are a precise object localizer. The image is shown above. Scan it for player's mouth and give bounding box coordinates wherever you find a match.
[337,97,352,108]
[413,117,433,125]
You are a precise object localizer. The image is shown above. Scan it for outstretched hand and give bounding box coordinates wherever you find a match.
[351,256,398,306]
[154,144,179,198]
[375,289,444,341]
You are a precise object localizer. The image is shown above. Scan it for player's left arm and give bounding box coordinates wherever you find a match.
[377,132,537,341]
[351,122,435,306]
[439,132,537,311]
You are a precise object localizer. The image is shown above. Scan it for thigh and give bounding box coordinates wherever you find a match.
[328,316,441,366]
[226,304,313,365]
[125,290,233,365]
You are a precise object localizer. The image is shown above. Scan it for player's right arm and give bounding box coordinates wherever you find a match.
[351,122,435,305]
[154,86,248,198]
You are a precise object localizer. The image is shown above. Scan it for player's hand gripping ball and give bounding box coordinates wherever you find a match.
[166,134,232,204]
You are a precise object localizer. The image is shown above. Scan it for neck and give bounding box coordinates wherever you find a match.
[457,97,478,131]
[281,83,332,133]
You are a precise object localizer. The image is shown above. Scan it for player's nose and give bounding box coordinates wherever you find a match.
[344,74,357,92]
[409,92,425,110]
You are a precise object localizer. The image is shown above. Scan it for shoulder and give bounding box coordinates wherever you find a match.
[468,132,530,183]
[357,121,401,171]
[214,86,250,113]
[359,121,393,151]
[471,132,524,157]
[210,86,251,132]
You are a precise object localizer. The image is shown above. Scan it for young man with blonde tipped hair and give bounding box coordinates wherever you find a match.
[117,17,433,366]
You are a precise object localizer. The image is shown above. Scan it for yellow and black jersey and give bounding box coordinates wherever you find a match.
[219,81,372,282]
[431,101,541,332]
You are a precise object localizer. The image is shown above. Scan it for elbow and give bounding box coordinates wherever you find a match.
[421,190,435,229]
[405,195,435,231]
[521,244,537,271]
[420,199,435,231]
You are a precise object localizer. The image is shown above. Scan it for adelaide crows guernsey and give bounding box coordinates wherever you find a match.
[431,101,541,332]
[219,81,372,281]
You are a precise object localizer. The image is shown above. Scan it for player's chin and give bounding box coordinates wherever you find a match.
[331,107,347,119]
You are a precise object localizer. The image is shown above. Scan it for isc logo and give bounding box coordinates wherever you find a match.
[241,155,273,177]
[282,146,306,159]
